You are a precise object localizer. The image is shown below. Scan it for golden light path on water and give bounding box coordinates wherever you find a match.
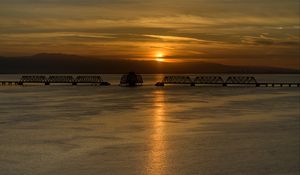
[146,90,167,174]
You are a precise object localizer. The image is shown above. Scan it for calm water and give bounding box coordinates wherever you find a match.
[0,74,299,175]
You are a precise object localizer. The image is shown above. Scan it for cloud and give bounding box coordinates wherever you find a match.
[0,0,299,68]
[143,35,203,42]
[242,34,300,46]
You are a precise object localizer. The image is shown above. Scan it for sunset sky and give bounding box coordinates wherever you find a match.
[0,0,299,68]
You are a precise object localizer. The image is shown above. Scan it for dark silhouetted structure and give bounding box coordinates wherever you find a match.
[155,75,300,87]
[155,76,193,86]
[9,75,110,86]
[194,76,224,84]
[20,76,47,83]
[120,72,143,87]
[225,76,257,84]
[0,75,299,87]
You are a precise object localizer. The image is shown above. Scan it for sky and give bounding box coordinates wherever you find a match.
[0,0,299,68]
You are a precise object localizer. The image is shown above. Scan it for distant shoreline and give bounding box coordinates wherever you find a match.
[1,53,299,74]
[1,73,300,75]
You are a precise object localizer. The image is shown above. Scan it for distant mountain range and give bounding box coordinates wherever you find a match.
[0,53,299,74]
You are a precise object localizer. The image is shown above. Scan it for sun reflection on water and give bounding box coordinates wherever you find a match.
[147,90,166,174]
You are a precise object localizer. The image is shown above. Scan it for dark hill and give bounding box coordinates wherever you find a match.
[0,53,298,74]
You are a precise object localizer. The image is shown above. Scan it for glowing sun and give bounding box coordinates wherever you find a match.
[155,52,165,62]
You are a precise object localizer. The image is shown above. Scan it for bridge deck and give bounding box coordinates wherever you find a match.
[1,80,299,87]
[0,75,299,87]
[0,75,110,86]
[157,82,300,86]
[155,76,300,87]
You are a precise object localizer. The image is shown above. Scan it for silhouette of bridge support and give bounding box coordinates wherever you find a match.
[225,76,257,86]
[156,76,193,86]
[0,75,299,87]
[155,75,300,87]
[1,75,110,86]
[120,72,143,87]
[75,76,104,85]
[20,76,47,84]
[48,76,74,84]
[194,76,224,86]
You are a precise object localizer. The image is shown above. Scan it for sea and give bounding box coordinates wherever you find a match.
[0,74,299,175]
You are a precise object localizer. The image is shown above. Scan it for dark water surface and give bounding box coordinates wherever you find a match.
[0,74,299,175]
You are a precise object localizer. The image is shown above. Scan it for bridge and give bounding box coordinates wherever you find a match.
[120,72,143,86]
[155,76,193,86]
[155,76,223,86]
[1,75,299,87]
[1,75,110,86]
[155,76,300,87]
[194,76,224,85]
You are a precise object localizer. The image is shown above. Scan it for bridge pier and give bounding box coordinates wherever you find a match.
[100,82,111,86]
[45,82,50,85]
[222,83,227,87]
[190,83,195,86]
[155,82,165,86]
[72,82,77,86]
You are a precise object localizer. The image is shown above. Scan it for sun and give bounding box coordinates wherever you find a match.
[155,52,165,62]
[156,53,164,58]
[156,58,165,62]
